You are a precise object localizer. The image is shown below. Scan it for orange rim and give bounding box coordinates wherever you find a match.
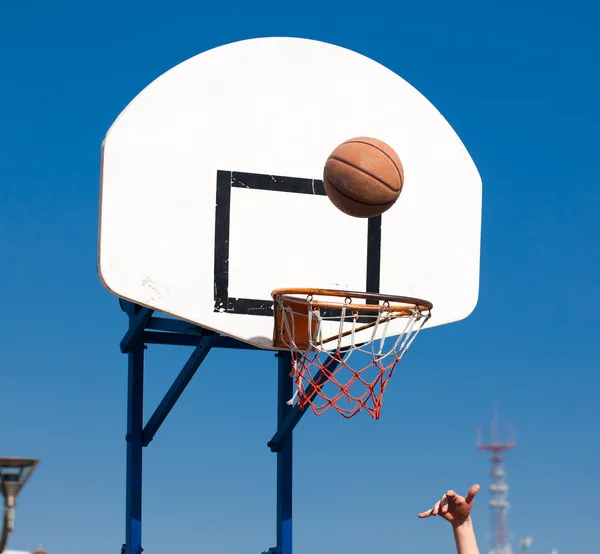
[272,287,432,313]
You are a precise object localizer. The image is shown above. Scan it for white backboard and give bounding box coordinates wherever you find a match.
[98,37,482,349]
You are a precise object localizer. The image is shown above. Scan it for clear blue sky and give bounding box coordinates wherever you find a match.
[1,1,598,554]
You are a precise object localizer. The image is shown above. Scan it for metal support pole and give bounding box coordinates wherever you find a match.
[142,333,217,446]
[117,300,308,554]
[268,353,345,452]
[276,351,294,554]
[125,323,145,554]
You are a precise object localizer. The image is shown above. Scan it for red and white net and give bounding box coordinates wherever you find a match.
[273,291,432,419]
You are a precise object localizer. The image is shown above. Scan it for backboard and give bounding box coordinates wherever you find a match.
[98,37,482,350]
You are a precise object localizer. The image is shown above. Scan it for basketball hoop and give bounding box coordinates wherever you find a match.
[272,289,432,419]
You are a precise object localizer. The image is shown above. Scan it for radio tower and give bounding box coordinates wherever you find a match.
[477,407,516,554]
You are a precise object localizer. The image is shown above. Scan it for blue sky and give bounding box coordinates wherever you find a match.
[1,1,598,554]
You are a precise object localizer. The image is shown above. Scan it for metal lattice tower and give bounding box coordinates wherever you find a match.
[477,408,516,554]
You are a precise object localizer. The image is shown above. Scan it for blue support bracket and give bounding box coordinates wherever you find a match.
[146,316,205,335]
[120,302,218,554]
[267,355,344,452]
[118,301,316,554]
[120,304,154,353]
[141,330,261,350]
[124,310,145,554]
[142,331,203,347]
[142,332,218,446]
[276,351,294,554]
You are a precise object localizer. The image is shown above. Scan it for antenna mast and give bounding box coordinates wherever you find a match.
[476,407,516,554]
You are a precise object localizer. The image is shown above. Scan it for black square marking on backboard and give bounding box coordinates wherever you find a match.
[213,170,382,316]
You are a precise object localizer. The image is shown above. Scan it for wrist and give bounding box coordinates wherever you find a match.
[452,516,473,533]
[451,516,479,554]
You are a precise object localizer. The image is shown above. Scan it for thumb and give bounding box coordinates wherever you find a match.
[465,484,480,504]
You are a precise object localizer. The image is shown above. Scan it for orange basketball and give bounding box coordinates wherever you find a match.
[323,137,404,218]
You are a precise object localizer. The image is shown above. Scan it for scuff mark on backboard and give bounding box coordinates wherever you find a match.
[142,276,170,303]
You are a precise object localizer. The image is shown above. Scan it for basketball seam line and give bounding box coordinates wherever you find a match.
[344,140,404,185]
[330,156,401,193]
[324,169,396,206]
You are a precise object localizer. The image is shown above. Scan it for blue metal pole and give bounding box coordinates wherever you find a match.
[125,331,144,554]
[142,333,217,446]
[267,353,346,452]
[276,351,293,554]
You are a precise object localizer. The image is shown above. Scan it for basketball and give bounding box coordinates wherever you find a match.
[323,137,404,218]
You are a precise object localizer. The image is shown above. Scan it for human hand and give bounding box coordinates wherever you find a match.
[418,484,480,527]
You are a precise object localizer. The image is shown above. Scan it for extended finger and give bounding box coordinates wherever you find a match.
[418,509,434,518]
[446,490,462,506]
[465,484,480,504]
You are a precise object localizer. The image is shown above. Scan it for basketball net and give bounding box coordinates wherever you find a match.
[272,289,432,419]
